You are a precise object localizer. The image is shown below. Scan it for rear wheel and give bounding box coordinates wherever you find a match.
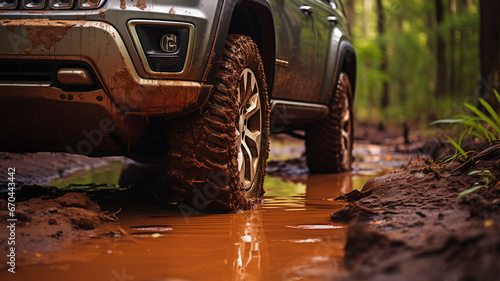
[167,34,270,212]
[306,72,353,174]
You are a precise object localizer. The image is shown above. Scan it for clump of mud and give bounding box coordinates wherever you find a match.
[333,144,500,281]
[0,192,117,264]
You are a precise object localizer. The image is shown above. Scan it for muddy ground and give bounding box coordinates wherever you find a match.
[3,122,496,280]
[332,144,500,281]
[0,192,119,266]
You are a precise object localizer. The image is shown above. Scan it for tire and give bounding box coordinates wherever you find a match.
[306,72,353,174]
[167,34,270,212]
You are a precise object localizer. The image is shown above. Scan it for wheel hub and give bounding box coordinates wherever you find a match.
[340,94,351,169]
[235,68,262,190]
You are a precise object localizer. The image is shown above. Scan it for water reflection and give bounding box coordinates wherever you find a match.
[305,174,353,207]
[11,167,378,281]
[230,205,268,280]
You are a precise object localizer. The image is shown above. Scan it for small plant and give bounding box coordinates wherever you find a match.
[432,90,500,161]
[458,170,494,198]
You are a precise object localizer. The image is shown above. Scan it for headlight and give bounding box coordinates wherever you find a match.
[2,0,103,9]
[78,0,101,9]
[23,0,45,9]
[50,0,73,9]
[0,0,17,9]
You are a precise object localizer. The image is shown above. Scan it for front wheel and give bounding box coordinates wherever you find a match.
[305,72,353,174]
[167,34,270,212]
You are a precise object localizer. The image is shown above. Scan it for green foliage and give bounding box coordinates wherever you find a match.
[432,90,500,148]
[458,170,494,198]
[446,135,468,161]
[350,0,481,124]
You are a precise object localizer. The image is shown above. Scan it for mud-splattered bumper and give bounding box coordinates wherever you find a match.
[0,19,212,116]
[0,19,212,153]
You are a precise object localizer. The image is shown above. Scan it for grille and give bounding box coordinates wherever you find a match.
[0,0,104,10]
[1,60,52,82]
[0,60,101,91]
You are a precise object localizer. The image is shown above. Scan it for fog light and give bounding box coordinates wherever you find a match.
[51,0,72,9]
[160,34,179,53]
[24,0,45,9]
[130,21,192,73]
[78,0,100,9]
[0,0,17,9]
[57,68,95,86]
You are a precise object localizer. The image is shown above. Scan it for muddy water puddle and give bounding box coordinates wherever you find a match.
[8,172,375,281]
[3,136,417,281]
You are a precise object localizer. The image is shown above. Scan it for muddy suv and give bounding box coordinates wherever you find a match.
[0,0,356,211]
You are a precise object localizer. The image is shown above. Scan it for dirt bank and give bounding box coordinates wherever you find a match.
[0,192,117,266]
[332,144,500,281]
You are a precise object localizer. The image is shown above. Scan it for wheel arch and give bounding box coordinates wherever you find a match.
[205,0,276,97]
[335,40,357,99]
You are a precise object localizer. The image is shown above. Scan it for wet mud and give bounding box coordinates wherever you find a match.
[332,144,500,281]
[133,0,146,10]
[2,19,76,49]
[0,192,118,266]
[0,170,375,280]
[0,124,431,280]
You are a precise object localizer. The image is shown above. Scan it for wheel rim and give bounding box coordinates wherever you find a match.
[235,68,262,190]
[340,92,352,169]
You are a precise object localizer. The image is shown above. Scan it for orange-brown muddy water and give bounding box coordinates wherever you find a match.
[7,175,365,281]
[2,136,414,281]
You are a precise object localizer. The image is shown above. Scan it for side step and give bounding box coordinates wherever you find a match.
[270,99,329,132]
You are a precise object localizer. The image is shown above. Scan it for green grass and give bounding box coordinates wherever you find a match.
[459,170,494,198]
[263,176,306,197]
[432,90,500,161]
[46,161,123,190]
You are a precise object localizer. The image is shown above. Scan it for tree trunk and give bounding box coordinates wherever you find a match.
[376,0,389,109]
[449,0,456,94]
[346,0,355,34]
[479,0,500,109]
[435,0,447,96]
[362,0,373,36]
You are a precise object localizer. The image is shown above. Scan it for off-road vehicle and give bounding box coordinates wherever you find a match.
[0,0,356,211]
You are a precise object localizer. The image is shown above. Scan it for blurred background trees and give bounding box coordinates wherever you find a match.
[346,0,500,125]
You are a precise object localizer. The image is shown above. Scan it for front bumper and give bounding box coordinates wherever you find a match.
[0,19,212,117]
[0,18,215,154]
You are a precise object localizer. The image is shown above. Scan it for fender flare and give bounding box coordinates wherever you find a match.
[332,39,357,101]
[203,0,274,84]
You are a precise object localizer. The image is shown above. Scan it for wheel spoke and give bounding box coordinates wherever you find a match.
[241,141,255,184]
[245,129,261,152]
[246,71,253,101]
[243,71,254,104]
[341,99,350,124]
[241,71,247,104]
[236,68,262,190]
[245,91,260,119]
[341,129,349,151]
[239,147,247,185]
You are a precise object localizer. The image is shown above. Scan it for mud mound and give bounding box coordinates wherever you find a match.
[0,192,117,264]
[332,145,500,281]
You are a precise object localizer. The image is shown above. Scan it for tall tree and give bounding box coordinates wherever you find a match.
[435,0,447,96]
[346,0,355,35]
[376,0,389,109]
[449,0,457,94]
[362,0,372,35]
[479,0,500,108]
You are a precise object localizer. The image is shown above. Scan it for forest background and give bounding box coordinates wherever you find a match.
[347,0,500,126]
